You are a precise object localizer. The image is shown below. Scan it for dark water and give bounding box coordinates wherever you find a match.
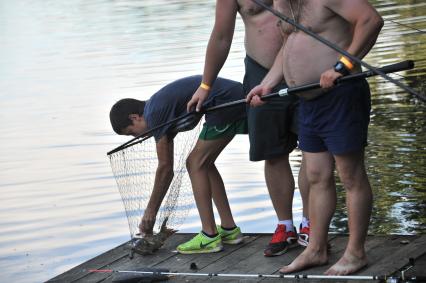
[0,0,424,282]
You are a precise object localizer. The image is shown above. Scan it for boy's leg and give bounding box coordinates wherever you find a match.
[325,150,371,275]
[186,136,234,235]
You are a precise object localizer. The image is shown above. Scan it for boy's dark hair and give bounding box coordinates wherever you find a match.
[110,98,146,134]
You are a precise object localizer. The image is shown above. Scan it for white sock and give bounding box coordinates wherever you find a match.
[278,220,294,232]
[302,217,310,228]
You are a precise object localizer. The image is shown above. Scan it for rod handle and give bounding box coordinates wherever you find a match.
[375,60,414,74]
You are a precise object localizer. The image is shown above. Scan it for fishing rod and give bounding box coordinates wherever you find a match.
[107,60,414,155]
[385,19,426,34]
[251,0,426,103]
[89,268,425,282]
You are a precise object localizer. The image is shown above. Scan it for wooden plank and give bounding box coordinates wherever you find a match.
[183,235,304,283]
[301,234,392,276]
[154,234,260,273]
[267,235,424,283]
[202,235,337,283]
[166,234,339,283]
[80,234,193,283]
[47,242,130,283]
[370,235,425,276]
[179,235,272,283]
[48,234,426,283]
[155,234,261,282]
[403,252,426,279]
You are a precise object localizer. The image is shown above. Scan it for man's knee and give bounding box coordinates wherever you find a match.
[338,169,369,191]
[306,162,334,187]
[335,153,367,189]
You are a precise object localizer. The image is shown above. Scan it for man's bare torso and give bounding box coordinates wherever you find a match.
[236,0,283,69]
[275,0,354,95]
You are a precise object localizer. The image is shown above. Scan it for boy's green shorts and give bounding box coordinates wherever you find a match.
[199,118,248,140]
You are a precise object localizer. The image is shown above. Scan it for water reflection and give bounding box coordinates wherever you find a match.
[0,0,425,282]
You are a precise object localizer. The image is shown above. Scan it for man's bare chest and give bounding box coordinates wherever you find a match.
[237,0,273,17]
[279,1,332,35]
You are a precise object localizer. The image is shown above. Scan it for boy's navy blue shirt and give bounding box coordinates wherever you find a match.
[144,75,246,142]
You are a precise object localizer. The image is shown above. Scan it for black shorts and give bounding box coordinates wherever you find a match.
[243,55,299,161]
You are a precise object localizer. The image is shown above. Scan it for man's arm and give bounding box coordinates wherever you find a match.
[139,136,174,234]
[187,0,239,112]
[246,44,285,107]
[327,0,383,58]
[320,0,384,88]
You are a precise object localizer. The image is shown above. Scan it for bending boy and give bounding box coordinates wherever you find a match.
[110,75,247,254]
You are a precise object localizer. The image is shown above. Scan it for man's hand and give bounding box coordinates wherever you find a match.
[139,209,156,235]
[187,87,210,112]
[320,69,343,89]
[246,84,272,107]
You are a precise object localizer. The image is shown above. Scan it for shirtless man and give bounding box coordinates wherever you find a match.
[186,0,310,257]
[248,0,383,275]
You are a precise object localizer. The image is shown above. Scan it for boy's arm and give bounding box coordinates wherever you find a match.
[187,0,239,112]
[139,136,174,234]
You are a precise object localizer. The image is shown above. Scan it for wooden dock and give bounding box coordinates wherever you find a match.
[47,233,426,283]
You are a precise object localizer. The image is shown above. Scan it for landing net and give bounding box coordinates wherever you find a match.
[108,122,202,238]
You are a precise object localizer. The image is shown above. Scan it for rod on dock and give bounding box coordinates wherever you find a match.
[89,268,425,282]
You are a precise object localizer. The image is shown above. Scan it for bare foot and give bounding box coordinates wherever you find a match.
[279,247,328,274]
[325,252,367,275]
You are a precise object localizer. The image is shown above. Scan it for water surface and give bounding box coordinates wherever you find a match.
[0,0,425,282]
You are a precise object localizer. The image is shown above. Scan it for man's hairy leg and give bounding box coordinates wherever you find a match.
[280,151,334,273]
[325,150,371,275]
[265,155,295,221]
[186,136,234,235]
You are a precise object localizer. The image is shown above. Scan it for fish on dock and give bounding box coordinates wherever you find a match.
[129,217,176,257]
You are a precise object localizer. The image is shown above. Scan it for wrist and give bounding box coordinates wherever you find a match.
[333,55,355,76]
[333,61,350,76]
[260,78,277,91]
[199,82,211,91]
[339,56,354,71]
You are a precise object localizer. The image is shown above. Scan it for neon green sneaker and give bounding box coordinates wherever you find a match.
[217,225,243,244]
[176,232,223,254]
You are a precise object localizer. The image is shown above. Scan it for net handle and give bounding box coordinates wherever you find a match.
[107,60,414,155]
[107,112,194,155]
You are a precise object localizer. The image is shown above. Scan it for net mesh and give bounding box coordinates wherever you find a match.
[109,121,202,238]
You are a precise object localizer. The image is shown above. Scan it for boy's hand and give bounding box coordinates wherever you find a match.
[187,87,210,112]
[139,209,156,235]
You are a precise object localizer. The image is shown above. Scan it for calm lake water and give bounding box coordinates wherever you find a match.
[0,0,425,282]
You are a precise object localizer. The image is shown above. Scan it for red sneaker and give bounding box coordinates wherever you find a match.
[264,224,298,257]
[298,223,309,247]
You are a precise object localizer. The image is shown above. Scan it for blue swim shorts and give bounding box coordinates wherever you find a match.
[298,79,371,155]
